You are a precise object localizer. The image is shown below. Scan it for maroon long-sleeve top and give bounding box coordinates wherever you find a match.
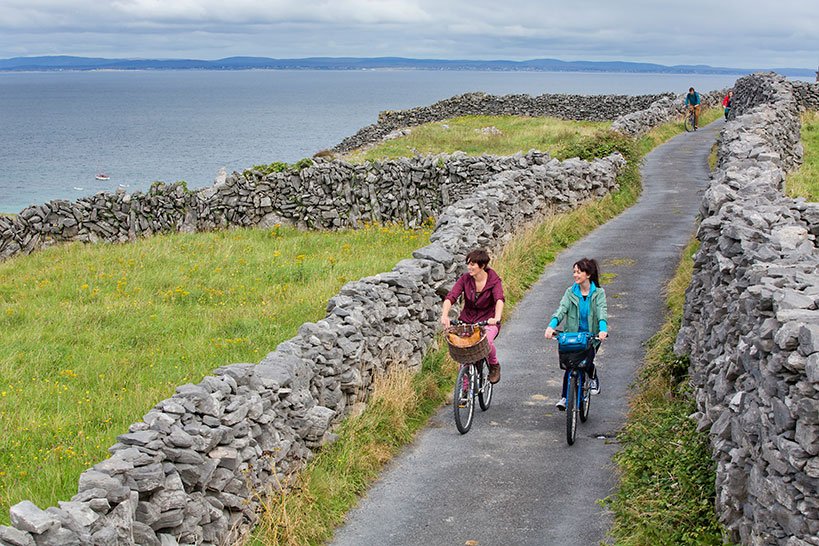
[444,268,505,326]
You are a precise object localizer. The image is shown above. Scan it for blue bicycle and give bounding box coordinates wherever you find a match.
[554,331,598,445]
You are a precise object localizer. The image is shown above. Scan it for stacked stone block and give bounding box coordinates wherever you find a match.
[675,73,819,545]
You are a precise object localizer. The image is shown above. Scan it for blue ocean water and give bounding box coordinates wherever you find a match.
[0,70,745,213]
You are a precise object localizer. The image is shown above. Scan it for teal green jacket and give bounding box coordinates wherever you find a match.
[548,283,608,334]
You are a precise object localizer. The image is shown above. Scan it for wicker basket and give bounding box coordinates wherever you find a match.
[445,324,490,363]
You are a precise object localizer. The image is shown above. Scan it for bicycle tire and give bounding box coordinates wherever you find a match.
[684,111,695,132]
[566,374,578,445]
[478,359,493,411]
[580,374,591,423]
[453,364,475,434]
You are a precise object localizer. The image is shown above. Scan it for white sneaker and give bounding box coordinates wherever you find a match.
[555,397,567,411]
[589,378,600,395]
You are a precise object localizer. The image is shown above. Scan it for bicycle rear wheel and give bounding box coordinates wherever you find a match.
[580,374,591,423]
[453,364,475,434]
[478,359,493,411]
[566,374,578,445]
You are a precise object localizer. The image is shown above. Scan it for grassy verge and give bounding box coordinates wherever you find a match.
[602,239,728,545]
[0,223,431,524]
[246,111,725,545]
[786,110,819,201]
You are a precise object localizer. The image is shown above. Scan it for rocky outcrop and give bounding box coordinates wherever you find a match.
[675,73,819,545]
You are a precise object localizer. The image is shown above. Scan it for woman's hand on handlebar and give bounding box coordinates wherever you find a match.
[598,331,608,341]
[487,318,499,325]
[440,315,451,329]
[544,327,556,339]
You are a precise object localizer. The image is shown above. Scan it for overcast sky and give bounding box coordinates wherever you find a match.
[1,0,817,69]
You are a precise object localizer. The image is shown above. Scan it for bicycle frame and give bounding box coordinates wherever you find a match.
[449,320,493,434]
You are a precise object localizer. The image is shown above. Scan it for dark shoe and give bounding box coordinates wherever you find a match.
[488,364,500,384]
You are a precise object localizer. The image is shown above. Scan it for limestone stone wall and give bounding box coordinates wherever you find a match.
[0,152,585,262]
[331,91,673,153]
[611,89,726,136]
[0,151,625,545]
[675,73,819,545]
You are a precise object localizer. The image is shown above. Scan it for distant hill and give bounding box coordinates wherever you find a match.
[0,55,814,77]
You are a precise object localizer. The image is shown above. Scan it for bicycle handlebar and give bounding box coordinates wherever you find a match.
[450,319,489,327]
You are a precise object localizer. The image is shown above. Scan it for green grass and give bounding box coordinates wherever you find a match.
[603,238,728,545]
[343,115,612,162]
[786,110,819,201]
[0,222,431,523]
[245,112,725,545]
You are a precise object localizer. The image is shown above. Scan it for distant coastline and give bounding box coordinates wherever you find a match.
[0,55,815,77]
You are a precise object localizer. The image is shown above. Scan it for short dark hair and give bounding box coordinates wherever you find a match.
[574,257,601,287]
[466,248,490,269]
[689,87,695,92]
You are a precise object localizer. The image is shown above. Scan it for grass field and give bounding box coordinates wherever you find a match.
[343,115,612,162]
[0,222,431,523]
[786,110,819,201]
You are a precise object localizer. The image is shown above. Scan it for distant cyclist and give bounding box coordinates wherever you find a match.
[685,87,701,130]
[544,258,608,410]
[722,90,734,120]
[440,248,505,383]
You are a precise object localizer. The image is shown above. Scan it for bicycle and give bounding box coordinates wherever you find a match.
[445,320,493,434]
[552,331,599,445]
[683,105,698,132]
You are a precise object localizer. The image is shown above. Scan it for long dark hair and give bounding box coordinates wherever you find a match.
[574,258,601,287]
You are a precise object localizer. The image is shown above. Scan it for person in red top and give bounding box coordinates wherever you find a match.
[440,248,505,383]
[722,90,733,120]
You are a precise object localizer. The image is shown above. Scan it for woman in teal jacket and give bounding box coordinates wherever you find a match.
[544,258,608,411]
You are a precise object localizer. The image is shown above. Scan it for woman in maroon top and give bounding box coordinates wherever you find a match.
[440,248,505,383]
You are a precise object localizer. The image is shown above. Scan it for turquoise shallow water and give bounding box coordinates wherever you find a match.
[0,70,745,213]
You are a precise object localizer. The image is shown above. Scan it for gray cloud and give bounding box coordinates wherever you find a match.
[0,0,817,69]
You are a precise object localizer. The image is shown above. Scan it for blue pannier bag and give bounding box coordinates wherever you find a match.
[557,331,592,353]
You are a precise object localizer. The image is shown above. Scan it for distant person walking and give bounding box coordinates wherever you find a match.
[722,90,733,120]
[685,87,701,130]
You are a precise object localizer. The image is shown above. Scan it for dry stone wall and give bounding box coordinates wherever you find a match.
[331,91,673,153]
[611,88,726,136]
[675,73,819,545]
[1,152,582,262]
[0,150,625,544]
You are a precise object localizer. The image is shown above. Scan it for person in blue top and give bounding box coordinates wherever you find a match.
[685,87,702,130]
[544,258,608,411]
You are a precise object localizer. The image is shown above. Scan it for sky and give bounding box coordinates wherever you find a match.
[0,0,817,70]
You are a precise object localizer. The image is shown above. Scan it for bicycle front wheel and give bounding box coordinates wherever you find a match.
[453,364,475,434]
[566,374,578,445]
[684,111,695,132]
[478,360,493,411]
[580,375,591,423]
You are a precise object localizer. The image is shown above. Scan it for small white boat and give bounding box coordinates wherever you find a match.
[95,173,110,181]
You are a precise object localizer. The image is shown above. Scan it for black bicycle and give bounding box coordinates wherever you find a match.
[553,332,598,445]
[446,320,493,434]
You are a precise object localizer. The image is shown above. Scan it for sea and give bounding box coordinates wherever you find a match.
[0,69,770,214]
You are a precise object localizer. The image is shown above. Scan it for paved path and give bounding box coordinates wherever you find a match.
[330,121,722,546]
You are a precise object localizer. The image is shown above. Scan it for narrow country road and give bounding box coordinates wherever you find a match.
[329,121,722,546]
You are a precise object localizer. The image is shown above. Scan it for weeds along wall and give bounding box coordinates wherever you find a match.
[332,91,674,153]
[675,73,819,545]
[0,151,625,544]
